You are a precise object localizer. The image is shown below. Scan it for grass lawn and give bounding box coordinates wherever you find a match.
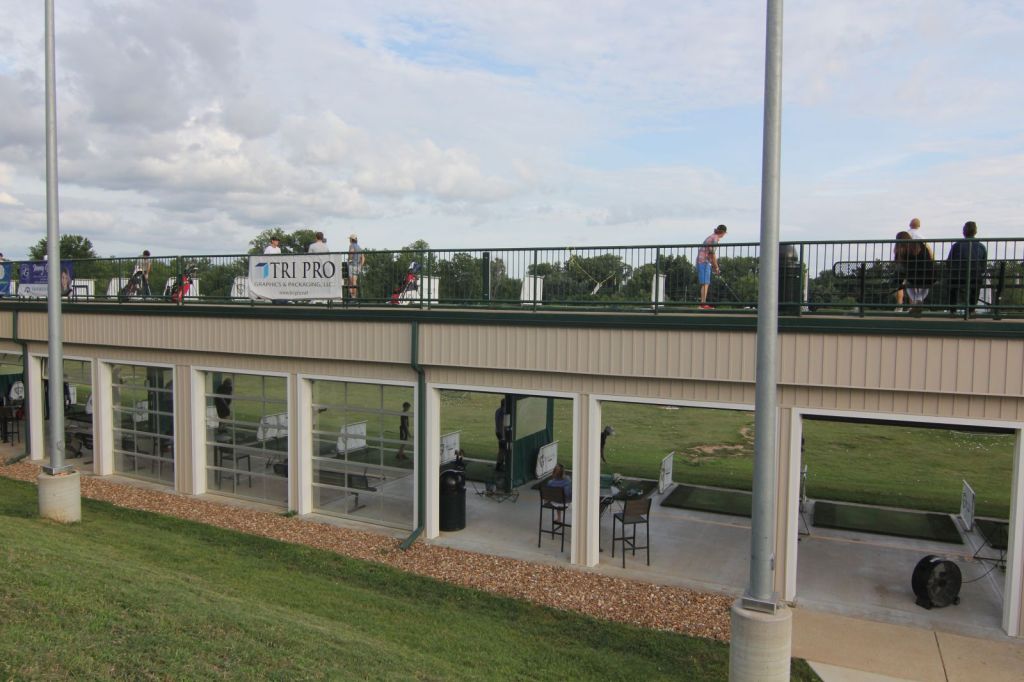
[0,478,819,681]
[439,391,1014,518]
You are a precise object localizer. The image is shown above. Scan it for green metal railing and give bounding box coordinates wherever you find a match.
[3,238,1022,318]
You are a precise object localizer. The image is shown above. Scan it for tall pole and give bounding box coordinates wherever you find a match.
[745,0,784,612]
[43,0,70,476]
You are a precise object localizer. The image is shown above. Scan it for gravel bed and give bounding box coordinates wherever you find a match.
[1,461,732,641]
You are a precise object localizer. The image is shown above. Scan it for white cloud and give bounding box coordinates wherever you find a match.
[0,0,1020,259]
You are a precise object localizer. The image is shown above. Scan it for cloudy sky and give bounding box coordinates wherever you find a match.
[1,1,1022,259]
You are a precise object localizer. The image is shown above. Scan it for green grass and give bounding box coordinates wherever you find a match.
[0,478,820,681]
[439,392,1014,518]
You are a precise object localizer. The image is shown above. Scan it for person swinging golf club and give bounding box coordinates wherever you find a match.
[697,224,727,309]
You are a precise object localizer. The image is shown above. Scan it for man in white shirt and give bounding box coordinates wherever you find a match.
[263,236,282,255]
[308,231,328,253]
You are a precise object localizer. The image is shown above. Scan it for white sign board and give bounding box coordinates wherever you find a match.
[520,275,544,305]
[248,254,345,301]
[659,451,674,494]
[9,380,25,402]
[336,420,368,455]
[959,479,976,531]
[257,412,288,442]
[651,273,666,308]
[535,441,558,480]
[440,431,461,464]
[132,399,149,424]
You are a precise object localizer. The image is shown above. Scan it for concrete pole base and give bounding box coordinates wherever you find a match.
[729,599,793,682]
[38,470,82,523]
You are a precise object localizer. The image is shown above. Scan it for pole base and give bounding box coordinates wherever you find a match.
[729,599,792,682]
[38,470,82,523]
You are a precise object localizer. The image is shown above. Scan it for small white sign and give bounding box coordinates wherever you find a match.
[257,412,288,442]
[336,420,367,455]
[440,431,461,464]
[535,441,558,480]
[659,451,674,494]
[959,479,976,531]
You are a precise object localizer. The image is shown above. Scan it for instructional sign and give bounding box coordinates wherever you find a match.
[248,253,344,301]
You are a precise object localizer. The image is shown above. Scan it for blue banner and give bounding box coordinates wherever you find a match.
[0,261,11,297]
[17,260,74,298]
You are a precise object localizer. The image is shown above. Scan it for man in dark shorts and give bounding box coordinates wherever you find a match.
[494,398,508,471]
[396,401,412,460]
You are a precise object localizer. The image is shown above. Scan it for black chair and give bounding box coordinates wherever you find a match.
[538,484,570,552]
[214,432,251,491]
[612,496,651,567]
[0,405,21,444]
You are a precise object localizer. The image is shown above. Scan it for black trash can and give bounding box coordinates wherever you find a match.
[439,469,466,531]
[779,244,802,315]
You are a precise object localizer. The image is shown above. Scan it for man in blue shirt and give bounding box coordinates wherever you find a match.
[946,221,987,315]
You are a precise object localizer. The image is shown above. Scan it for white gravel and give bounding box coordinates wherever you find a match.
[1,460,733,641]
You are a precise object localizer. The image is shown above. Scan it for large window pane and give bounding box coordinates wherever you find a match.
[311,380,414,529]
[203,371,288,507]
[111,363,174,485]
[42,358,93,464]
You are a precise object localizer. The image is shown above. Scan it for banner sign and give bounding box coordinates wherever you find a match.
[337,420,368,455]
[440,431,461,465]
[17,260,74,298]
[248,254,344,300]
[0,261,11,296]
[535,441,558,480]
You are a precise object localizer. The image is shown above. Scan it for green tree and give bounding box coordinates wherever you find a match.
[248,228,319,255]
[28,234,98,260]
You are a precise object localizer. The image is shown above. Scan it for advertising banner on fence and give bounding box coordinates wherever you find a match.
[247,253,344,301]
[0,261,11,297]
[16,260,73,298]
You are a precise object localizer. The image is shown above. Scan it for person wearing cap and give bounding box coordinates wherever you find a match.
[308,231,328,253]
[347,233,365,299]
[697,224,727,309]
[263,235,282,255]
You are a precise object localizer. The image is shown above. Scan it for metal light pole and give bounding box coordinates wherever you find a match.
[38,0,81,523]
[43,0,69,476]
[730,1,791,679]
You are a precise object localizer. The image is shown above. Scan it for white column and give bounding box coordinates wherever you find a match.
[424,385,441,538]
[573,394,601,567]
[27,355,45,461]
[292,374,309,515]
[92,361,113,476]
[189,369,208,495]
[783,410,802,601]
[1003,428,1024,637]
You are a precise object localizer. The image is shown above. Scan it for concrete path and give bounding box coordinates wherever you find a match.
[795,608,1024,681]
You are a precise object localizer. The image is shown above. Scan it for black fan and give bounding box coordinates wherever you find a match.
[912,555,962,609]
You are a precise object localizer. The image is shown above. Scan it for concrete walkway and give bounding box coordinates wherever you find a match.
[795,608,1024,681]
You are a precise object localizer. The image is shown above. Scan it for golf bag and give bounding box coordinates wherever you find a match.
[389,261,422,305]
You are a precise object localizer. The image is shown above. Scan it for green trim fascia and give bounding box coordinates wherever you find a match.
[1,301,1022,339]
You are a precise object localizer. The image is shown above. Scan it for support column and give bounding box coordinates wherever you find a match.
[288,373,303,514]
[729,602,793,681]
[424,385,441,539]
[92,361,113,476]
[1004,428,1024,637]
[27,355,44,461]
[776,407,797,600]
[572,393,600,566]
[188,368,207,496]
[171,364,189,493]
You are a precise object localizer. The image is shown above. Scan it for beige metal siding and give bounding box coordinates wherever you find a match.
[17,313,410,365]
[0,313,13,340]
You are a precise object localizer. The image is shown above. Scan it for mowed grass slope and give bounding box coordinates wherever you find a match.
[0,479,820,681]
[440,391,1014,518]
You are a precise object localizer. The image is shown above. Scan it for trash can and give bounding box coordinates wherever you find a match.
[439,469,466,531]
[779,243,802,315]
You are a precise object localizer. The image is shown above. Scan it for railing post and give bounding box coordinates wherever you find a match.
[797,243,805,316]
[176,255,183,305]
[963,248,972,320]
[858,263,866,317]
[482,251,491,303]
[994,261,1006,321]
[532,249,538,311]
[654,248,662,314]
